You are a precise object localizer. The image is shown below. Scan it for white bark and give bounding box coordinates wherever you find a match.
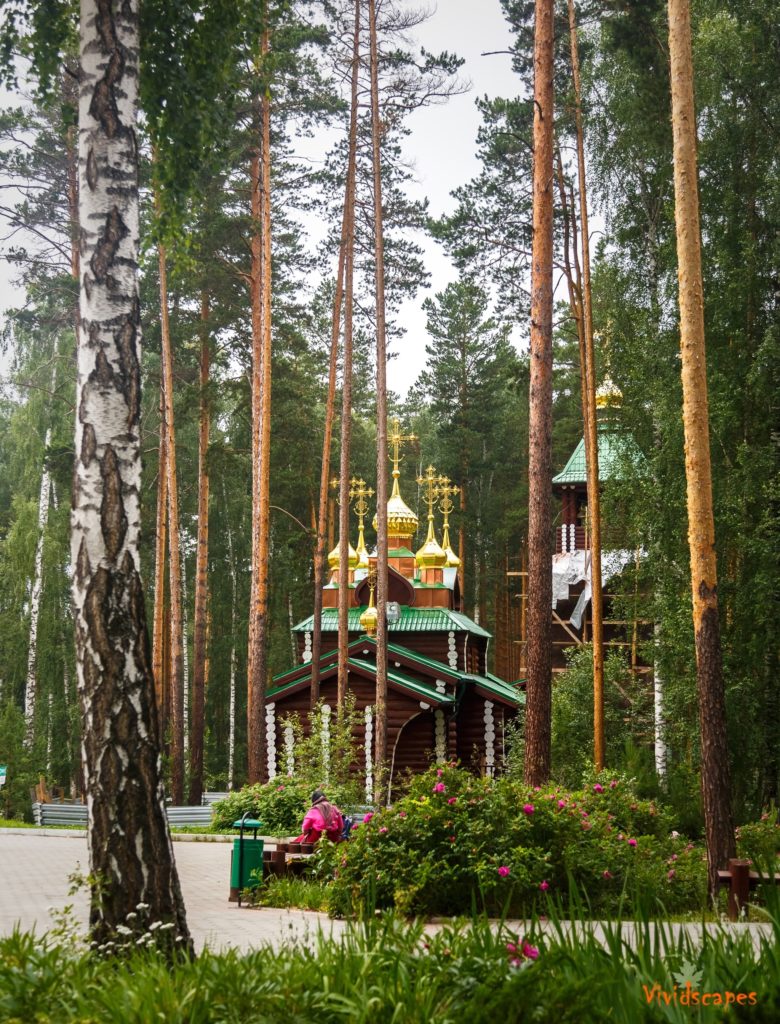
[24,416,54,743]
[73,0,189,947]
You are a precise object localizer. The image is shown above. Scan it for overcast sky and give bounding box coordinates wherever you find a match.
[0,1,523,395]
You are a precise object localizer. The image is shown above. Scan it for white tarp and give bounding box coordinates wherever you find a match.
[552,549,639,630]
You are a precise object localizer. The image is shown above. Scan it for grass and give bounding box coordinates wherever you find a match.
[249,875,331,912]
[0,900,778,1023]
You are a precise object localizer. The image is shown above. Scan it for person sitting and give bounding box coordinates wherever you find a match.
[293,790,345,844]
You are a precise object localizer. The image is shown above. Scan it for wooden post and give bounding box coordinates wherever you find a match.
[727,859,751,921]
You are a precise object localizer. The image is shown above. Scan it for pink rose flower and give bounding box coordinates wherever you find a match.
[522,941,540,960]
[610,780,618,789]
[398,811,407,818]
[593,783,604,793]
[506,942,517,953]
[437,768,443,777]
[498,865,510,878]
[557,799,566,809]
[379,827,388,834]
[447,797,457,805]
[522,803,535,816]
[539,880,549,891]
[363,812,373,823]
[433,782,446,793]
[667,869,676,880]
[602,870,613,879]
[628,838,637,847]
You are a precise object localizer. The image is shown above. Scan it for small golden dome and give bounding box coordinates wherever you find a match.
[328,540,359,571]
[415,533,447,570]
[595,376,622,409]
[359,603,378,637]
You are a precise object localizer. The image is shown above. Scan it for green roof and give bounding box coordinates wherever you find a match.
[293,606,491,639]
[389,547,415,558]
[552,425,644,486]
[462,673,524,705]
[267,656,454,705]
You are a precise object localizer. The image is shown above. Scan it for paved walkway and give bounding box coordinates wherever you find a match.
[0,831,345,952]
[1,831,772,955]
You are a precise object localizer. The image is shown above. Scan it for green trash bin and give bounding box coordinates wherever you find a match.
[230,815,263,905]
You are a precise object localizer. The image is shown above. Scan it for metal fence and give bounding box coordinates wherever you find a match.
[32,802,214,828]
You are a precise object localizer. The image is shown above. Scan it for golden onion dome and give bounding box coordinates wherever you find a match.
[359,602,378,637]
[415,523,447,570]
[372,479,419,541]
[442,525,460,568]
[595,376,622,410]
[328,540,359,571]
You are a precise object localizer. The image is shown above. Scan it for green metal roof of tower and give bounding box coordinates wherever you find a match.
[552,424,644,486]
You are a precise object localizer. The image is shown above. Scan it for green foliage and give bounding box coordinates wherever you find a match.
[250,875,329,912]
[318,764,707,920]
[549,648,654,789]
[0,701,36,821]
[1,901,778,1023]
[736,808,780,868]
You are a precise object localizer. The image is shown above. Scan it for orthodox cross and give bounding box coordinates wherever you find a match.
[437,475,460,564]
[416,464,441,526]
[349,476,374,565]
[388,416,417,490]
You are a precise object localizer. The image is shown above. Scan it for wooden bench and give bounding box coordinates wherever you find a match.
[717,858,780,921]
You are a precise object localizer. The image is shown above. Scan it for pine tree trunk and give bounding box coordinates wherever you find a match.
[524,0,555,787]
[158,238,185,804]
[74,0,190,951]
[667,0,734,898]
[152,386,168,736]
[312,0,360,708]
[338,3,361,710]
[368,0,389,796]
[247,30,273,783]
[189,292,210,805]
[568,0,605,769]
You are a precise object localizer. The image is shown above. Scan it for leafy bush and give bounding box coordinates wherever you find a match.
[736,808,780,867]
[212,777,356,835]
[317,764,708,919]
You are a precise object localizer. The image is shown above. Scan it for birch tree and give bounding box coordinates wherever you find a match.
[72,0,190,949]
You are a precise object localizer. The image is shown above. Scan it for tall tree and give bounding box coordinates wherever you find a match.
[72,0,190,949]
[367,0,389,787]
[667,0,734,895]
[524,0,555,787]
[189,291,210,804]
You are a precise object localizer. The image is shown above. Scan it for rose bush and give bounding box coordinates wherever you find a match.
[316,765,708,918]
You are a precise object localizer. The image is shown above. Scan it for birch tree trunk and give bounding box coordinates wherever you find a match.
[667,0,734,898]
[524,0,555,786]
[74,0,190,951]
[247,29,273,783]
[158,238,185,804]
[368,0,389,792]
[568,0,605,769]
[24,364,57,746]
[189,292,210,805]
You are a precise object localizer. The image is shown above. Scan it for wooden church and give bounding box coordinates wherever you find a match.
[264,419,523,797]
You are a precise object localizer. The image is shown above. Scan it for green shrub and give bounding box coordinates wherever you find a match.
[736,808,780,867]
[318,764,708,919]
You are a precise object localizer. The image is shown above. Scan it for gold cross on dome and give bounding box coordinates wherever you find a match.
[437,475,460,525]
[348,476,374,519]
[388,416,417,480]
[416,464,441,521]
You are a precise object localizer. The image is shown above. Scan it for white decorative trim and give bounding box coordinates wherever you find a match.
[435,678,446,694]
[321,704,331,781]
[302,631,312,663]
[266,703,276,779]
[447,631,458,670]
[483,700,495,777]
[434,709,446,762]
[364,705,374,803]
[284,723,295,776]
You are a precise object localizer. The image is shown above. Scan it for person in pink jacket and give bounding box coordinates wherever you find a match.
[294,790,344,844]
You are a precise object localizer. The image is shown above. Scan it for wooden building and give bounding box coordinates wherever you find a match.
[265,422,522,796]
